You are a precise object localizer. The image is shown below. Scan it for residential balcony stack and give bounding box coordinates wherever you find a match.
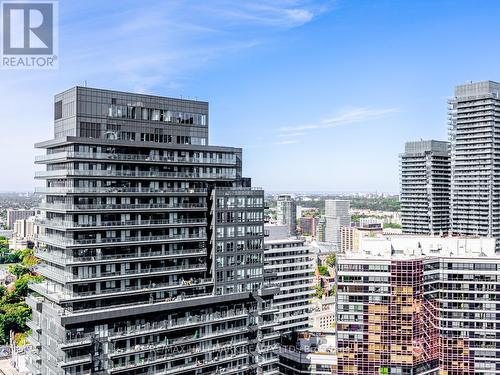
[27,87,279,375]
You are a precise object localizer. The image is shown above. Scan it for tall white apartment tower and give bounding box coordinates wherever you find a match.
[449,81,500,244]
[400,140,451,235]
[276,194,297,236]
[324,199,350,246]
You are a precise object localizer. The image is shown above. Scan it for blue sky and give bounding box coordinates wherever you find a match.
[1,0,499,192]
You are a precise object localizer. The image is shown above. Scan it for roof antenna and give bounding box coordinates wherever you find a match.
[84,80,87,87]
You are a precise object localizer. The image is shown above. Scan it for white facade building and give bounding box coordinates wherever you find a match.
[400,140,450,235]
[324,200,350,245]
[449,81,500,246]
[264,237,315,335]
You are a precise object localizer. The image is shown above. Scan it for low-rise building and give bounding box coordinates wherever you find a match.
[340,226,383,252]
[358,217,383,229]
[299,217,319,236]
[279,331,337,375]
[13,217,37,240]
[310,296,336,332]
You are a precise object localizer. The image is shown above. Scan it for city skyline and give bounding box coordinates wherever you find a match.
[2,0,500,193]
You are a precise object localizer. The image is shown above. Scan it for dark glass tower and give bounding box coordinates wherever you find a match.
[27,87,279,375]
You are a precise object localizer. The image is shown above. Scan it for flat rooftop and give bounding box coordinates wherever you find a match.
[342,234,496,260]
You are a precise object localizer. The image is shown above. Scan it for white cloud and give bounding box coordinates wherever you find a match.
[189,1,322,28]
[278,107,399,132]
[273,139,300,145]
[276,131,307,137]
[55,1,328,93]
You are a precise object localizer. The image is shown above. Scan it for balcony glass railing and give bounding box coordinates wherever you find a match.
[36,151,238,165]
[37,218,207,229]
[32,278,211,301]
[110,338,248,372]
[58,353,92,366]
[35,169,236,179]
[35,186,207,194]
[39,202,207,211]
[110,339,249,370]
[67,292,214,314]
[110,308,248,338]
[37,233,206,247]
[37,263,207,282]
[35,248,205,264]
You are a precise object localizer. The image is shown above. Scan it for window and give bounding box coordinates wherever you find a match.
[54,100,63,120]
[79,122,101,138]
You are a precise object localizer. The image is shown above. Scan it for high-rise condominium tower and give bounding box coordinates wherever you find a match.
[264,236,314,336]
[276,194,296,236]
[400,140,450,235]
[324,199,350,246]
[449,81,500,243]
[27,87,279,375]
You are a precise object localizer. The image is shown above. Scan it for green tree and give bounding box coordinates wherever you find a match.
[325,253,336,267]
[0,303,31,344]
[7,264,29,278]
[5,274,42,303]
[313,285,325,298]
[318,265,329,276]
[0,236,8,248]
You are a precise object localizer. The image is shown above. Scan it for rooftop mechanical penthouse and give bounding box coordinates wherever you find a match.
[27,87,279,375]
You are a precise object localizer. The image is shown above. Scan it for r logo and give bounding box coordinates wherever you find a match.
[2,2,53,55]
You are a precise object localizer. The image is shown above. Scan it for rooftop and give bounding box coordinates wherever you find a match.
[454,80,500,98]
[342,234,496,260]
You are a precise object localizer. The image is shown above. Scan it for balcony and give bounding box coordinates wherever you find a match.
[63,291,215,315]
[111,333,249,360]
[36,263,207,282]
[35,247,206,265]
[32,278,212,303]
[26,319,41,332]
[39,202,207,212]
[58,333,94,349]
[58,353,92,368]
[37,233,206,248]
[109,308,249,339]
[35,186,207,195]
[35,169,236,180]
[37,217,207,230]
[110,343,249,373]
[36,151,237,165]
